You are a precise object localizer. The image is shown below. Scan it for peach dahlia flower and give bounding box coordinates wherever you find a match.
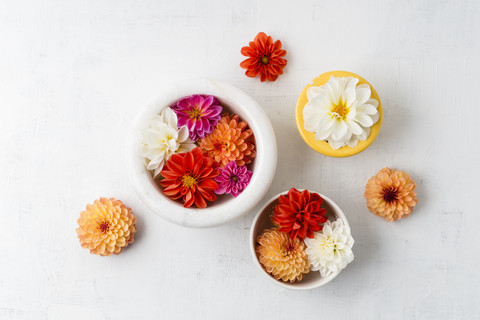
[364,168,418,222]
[77,198,137,256]
[256,228,310,283]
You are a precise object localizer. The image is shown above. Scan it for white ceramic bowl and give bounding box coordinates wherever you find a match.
[250,189,351,290]
[128,79,277,228]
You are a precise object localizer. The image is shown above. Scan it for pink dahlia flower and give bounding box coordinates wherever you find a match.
[214,161,252,197]
[171,95,222,141]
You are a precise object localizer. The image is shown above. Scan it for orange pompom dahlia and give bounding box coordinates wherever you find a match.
[77,198,137,256]
[240,32,287,82]
[364,168,418,222]
[256,228,310,283]
[199,114,256,168]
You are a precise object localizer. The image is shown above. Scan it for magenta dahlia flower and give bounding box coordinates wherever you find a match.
[171,94,222,141]
[214,161,253,197]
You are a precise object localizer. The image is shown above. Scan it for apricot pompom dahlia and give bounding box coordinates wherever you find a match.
[256,228,310,283]
[76,198,137,256]
[364,168,418,222]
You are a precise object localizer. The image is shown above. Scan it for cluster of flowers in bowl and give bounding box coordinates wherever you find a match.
[252,188,354,288]
[141,94,256,208]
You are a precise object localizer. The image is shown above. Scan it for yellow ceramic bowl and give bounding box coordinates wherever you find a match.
[295,71,383,157]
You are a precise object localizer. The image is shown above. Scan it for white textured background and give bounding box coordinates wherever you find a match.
[1,0,479,319]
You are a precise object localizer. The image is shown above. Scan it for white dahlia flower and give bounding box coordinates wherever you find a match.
[304,219,354,277]
[141,107,195,177]
[303,76,379,149]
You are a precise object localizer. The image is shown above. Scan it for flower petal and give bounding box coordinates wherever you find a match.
[357,126,370,140]
[345,119,363,135]
[346,135,359,148]
[177,126,189,142]
[331,120,348,141]
[315,130,331,141]
[357,103,378,115]
[162,107,178,128]
[366,98,379,108]
[355,114,374,127]
[307,85,327,101]
[355,84,371,105]
[328,138,346,149]
[343,86,356,108]
[325,76,341,104]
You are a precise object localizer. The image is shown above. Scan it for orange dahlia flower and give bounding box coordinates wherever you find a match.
[160,147,219,208]
[256,228,310,283]
[199,114,256,168]
[76,198,137,256]
[240,32,287,82]
[364,168,418,222]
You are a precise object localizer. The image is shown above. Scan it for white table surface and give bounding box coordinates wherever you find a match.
[1,0,479,319]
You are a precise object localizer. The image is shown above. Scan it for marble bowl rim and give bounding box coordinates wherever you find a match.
[127,78,278,228]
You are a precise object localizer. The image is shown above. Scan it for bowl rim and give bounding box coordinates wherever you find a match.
[249,189,351,290]
[127,78,277,228]
[295,70,383,157]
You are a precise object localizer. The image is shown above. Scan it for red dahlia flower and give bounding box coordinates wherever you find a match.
[272,188,328,241]
[240,32,287,82]
[160,147,219,208]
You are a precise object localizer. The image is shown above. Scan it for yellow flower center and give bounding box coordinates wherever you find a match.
[320,238,334,251]
[182,175,198,188]
[189,108,202,120]
[330,100,349,120]
[261,56,269,65]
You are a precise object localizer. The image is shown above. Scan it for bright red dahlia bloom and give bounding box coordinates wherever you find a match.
[160,147,219,208]
[240,32,287,82]
[272,188,328,240]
